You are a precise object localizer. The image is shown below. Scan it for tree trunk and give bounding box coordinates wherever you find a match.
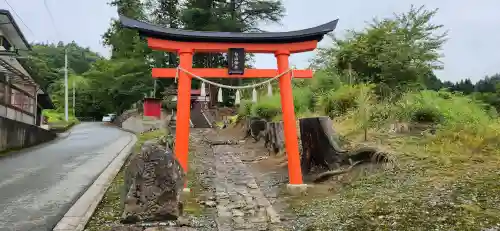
[299,116,347,175]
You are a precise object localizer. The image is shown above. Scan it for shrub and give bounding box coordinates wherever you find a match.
[250,95,281,120]
[369,102,395,126]
[241,87,316,120]
[237,100,253,117]
[293,87,314,113]
[311,70,342,93]
[317,83,375,118]
[393,90,494,131]
[43,109,78,123]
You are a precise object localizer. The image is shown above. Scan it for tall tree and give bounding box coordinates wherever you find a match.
[103,0,149,59]
[101,0,156,109]
[147,0,182,96]
[180,0,285,104]
[314,5,447,94]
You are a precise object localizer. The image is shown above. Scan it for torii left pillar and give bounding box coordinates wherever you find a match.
[150,38,318,192]
[175,49,193,190]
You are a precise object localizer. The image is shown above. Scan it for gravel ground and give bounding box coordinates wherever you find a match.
[188,127,307,231]
[88,126,310,231]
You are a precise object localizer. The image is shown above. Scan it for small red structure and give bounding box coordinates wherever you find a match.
[143,97,162,118]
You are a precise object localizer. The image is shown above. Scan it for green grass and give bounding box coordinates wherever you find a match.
[133,129,166,153]
[183,166,204,217]
[288,128,500,230]
[84,168,125,231]
[239,84,500,230]
[43,109,79,132]
[285,105,500,230]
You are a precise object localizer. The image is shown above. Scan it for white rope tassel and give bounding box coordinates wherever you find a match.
[200,82,206,97]
[267,82,273,97]
[217,87,223,102]
[252,87,258,102]
[235,89,241,105]
[174,68,179,83]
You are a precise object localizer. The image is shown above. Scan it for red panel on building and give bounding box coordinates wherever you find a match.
[143,97,161,118]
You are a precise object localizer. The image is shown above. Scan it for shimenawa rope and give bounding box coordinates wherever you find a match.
[173,67,296,104]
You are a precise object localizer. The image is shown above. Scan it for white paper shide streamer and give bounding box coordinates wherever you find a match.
[200,82,206,97]
[252,87,258,102]
[217,87,223,102]
[267,82,273,96]
[234,89,241,105]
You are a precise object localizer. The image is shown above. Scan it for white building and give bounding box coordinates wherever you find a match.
[0,9,54,126]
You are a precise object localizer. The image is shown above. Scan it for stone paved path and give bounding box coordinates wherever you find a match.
[190,129,286,231]
[213,146,282,231]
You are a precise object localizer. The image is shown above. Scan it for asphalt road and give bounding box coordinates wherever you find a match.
[0,122,134,231]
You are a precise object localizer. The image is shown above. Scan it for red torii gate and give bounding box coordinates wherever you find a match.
[120,16,338,189]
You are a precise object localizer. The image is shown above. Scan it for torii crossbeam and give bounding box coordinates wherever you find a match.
[120,15,338,189]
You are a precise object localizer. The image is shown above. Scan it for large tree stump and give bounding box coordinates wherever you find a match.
[243,117,267,142]
[243,116,260,138]
[299,116,347,174]
[122,140,185,224]
[266,121,285,154]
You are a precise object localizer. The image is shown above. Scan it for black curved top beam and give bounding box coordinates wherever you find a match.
[119,15,338,44]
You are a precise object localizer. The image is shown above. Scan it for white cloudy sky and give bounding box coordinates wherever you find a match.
[2,0,500,82]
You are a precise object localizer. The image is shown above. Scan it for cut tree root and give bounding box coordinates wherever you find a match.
[200,135,244,146]
[312,147,395,183]
[235,116,396,185]
[313,161,362,183]
[241,156,268,163]
[205,140,242,146]
[299,117,348,174]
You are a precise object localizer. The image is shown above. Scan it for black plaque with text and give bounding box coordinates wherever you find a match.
[228,48,245,75]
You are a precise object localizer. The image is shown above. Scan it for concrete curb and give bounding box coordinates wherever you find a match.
[53,134,138,231]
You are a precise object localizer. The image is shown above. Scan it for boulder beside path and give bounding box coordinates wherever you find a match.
[122,140,185,223]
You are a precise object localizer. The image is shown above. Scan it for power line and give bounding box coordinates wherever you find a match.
[42,0,69,122]
[43,0,61,40]
[3,0,35,37]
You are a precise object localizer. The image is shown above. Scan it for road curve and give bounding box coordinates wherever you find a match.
[0,122,134,231]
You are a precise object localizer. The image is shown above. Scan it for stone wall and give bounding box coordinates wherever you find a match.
[0,116,57,152]
[121,113,168,134]
[113,109,139,128]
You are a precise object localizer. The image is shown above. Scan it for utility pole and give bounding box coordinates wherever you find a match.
[72,78,76,116]
[348,63,353,85]
[64,48,68,121]
[153,79,157,97]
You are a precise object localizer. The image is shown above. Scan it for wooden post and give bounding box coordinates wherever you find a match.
[174,49,193,181]
[348,62,353,85]
[275,50,303,185]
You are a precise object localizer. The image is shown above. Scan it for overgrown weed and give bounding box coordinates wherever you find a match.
[239,83,500,230]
